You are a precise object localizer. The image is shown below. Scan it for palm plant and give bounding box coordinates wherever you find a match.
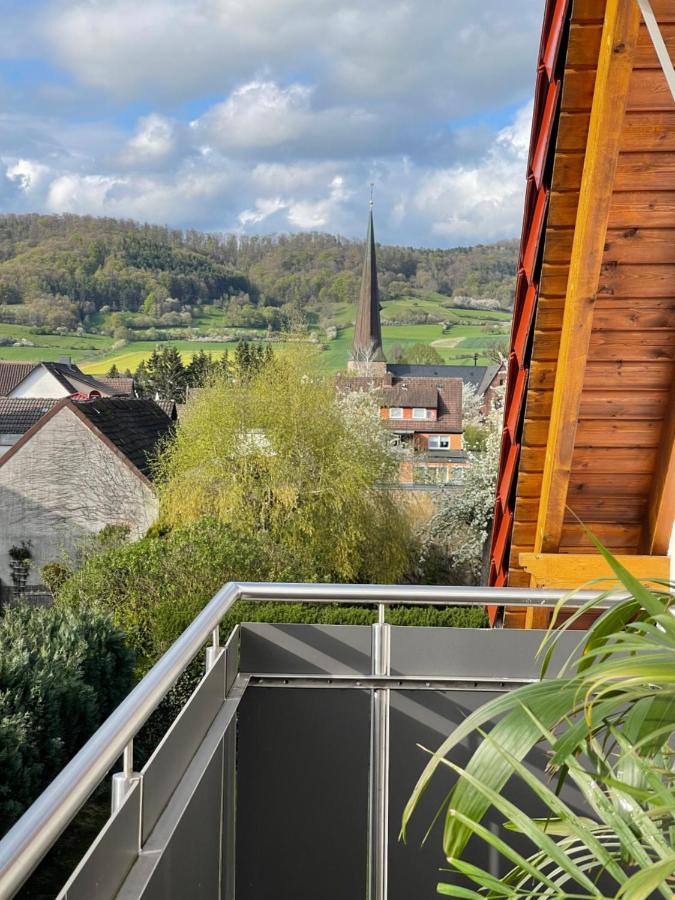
[402,536,675,898]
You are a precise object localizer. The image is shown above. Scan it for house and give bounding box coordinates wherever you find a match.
[0,397,173,587]
[0,357,133,399]
[0,398,59,457]
[340,204,466,486]
[387,362,506,415]
[488,0,675,627]
[339,372,464,485]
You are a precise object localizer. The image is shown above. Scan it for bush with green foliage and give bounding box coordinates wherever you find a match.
[56,518,320,668]
[0,606,134,835]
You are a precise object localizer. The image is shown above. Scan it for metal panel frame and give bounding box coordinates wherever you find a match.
[0,581,628,898]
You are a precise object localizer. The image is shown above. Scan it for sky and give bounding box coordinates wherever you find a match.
[0,0,545,247]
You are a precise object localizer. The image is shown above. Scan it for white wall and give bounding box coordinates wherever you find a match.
[9,366,70,398]
[0,408,158,584]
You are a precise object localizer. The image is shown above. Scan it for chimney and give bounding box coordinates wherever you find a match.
[58,356,73,367]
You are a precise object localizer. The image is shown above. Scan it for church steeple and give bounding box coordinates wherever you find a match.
[348,195,386,374]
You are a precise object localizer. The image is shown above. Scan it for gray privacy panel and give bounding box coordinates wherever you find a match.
[58,780,141,900]
[390,626,581,679]
[239,623,372,675]
[141,649,226,842]
[236,687,370,899]
[138,741,224,900]
[388,689,594,899]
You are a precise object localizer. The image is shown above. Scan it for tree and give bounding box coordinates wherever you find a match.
[144,346,188,401]
[400,343,444,365]
[185,350,215,389]
[156,350,412,584]
[0,606,133,834]
[419,391,503,584]
[106,363,119,378]
[404,552,675,897]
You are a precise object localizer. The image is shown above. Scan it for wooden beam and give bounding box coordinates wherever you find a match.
[641,378,675,554]
[536,0,642,554]
[520,552,670,589]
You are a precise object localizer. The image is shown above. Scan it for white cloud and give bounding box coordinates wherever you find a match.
[192,80,379,158]
[6,159,50,193]
[413,104,532,243]
[41,0,541,117]
[0,2,545,245]
[119,113,180,168]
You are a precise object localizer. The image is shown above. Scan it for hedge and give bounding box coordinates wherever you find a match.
[0,606,134,836]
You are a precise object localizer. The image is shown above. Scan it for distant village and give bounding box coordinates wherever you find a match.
[0,208,504,602]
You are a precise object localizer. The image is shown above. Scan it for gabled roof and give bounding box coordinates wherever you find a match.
[96,376,135,395]
[74,398,174,479]
[41,362,127,397]
[338,374,463,433]
[0,362,38,395]
[488,0,675,601]
[0,359,130,398]
[0,397,174,483]
[0,398,59,434]
[387,363,502,392]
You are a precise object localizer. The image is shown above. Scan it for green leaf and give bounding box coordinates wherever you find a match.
[616,854,675,900]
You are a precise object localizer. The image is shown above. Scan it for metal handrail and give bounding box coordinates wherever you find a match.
[0,581,621,896]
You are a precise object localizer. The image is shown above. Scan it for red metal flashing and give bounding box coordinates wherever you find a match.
[488,0,572,589]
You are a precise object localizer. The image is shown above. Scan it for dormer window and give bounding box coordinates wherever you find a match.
[412,408,427,419]
[389,407,403,419]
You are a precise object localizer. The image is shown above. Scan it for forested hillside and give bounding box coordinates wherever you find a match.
[0,214,518,335]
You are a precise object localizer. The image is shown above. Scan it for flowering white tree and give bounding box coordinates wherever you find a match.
[420,389,504,584]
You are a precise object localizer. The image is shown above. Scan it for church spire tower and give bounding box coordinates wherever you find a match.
[348,189,387,375]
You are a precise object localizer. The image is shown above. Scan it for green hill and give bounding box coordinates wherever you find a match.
[0,214,517,373]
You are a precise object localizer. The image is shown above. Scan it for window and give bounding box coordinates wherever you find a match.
[413,465,450,485]
[412,407,427,419]
[389,407,403,419]
[428,435,451,450]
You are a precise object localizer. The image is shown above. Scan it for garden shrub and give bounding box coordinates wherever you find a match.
[0,606,134,836]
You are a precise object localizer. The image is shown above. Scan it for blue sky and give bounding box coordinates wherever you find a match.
[0,0,545,247]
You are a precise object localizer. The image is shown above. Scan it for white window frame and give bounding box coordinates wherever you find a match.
[428,434,451,450]
[412,407,427,420]
[389,407,403,419]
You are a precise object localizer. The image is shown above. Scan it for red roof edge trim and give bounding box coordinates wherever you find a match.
[487,0,573,592]
[513,284,539,366]
[542,0,570,79]
[521,188,550,282]
[531,81,561,189]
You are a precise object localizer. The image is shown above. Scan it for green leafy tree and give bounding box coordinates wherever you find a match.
[144,346,188,401]
[156,350,412,584]
[401,343,444,365]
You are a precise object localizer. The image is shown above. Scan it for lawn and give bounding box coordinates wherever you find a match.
[0,298,511,375]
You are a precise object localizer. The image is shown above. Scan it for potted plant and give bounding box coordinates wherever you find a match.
[9,541,32,592]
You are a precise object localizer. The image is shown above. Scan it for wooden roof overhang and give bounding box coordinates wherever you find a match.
[488,0,675,626]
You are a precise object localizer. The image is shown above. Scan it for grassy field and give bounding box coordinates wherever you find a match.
[0,296,511,375]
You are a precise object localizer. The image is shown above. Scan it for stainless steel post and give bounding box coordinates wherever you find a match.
[368,602,391,900]
[110,740,140,815]
[205,626,221,672]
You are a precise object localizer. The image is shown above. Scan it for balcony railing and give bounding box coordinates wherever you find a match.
[0,582,620,900]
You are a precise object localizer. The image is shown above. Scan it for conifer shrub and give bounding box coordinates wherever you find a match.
[0,606,134,836]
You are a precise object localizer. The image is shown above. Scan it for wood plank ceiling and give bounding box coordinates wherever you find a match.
[492,0,675,622]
